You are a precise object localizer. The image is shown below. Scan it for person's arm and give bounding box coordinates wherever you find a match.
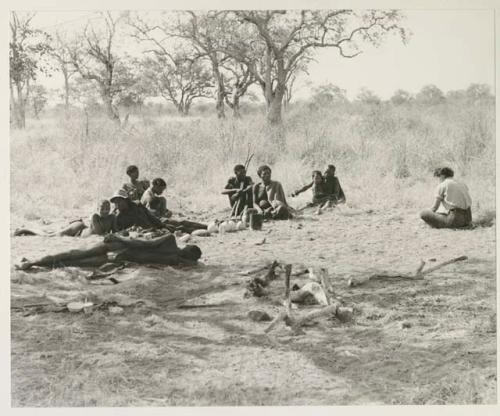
[89,214,105,235]
[335,178,346,203]
[432,183,445,212]
[292,181,313,197]
[222,178,239,195]
[275,182,288,206]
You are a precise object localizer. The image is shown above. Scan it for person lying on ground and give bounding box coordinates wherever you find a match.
[253,165,293,220]
[291,170,333,208]
[16,233,202,271]
[14,200,116,237]
[141,178,172,219]
[323,164,346,204]
[222,164,254,217]
[122,165,150,202]
[419,167,472,229]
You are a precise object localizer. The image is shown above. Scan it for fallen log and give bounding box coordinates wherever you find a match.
[348,255,468,287]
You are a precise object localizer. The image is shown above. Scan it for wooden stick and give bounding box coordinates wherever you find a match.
[284,264,292,312]
[264,310,288,333]
[414,260,426,276]
[292,304,339,331]
[419,255,467,276]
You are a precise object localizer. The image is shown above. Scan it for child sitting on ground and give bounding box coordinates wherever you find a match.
[14,200,115,237]
[291,170,333,208]
[141,178,172,219]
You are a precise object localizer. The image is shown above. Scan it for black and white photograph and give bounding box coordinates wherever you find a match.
[6,0,498,408]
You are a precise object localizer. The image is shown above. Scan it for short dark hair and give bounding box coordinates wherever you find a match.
[434,167,454,178]
[257,165,271,178]
[181,245,202,261]
[326,164,336,173]
[152,178,166,187]
[312,170,323,179]
[126,165,138,175]
[234,164,246,173]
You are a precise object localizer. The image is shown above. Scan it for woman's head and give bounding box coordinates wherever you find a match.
[433,167,454,180]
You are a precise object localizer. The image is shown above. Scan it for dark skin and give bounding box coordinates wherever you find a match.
[221,168,253,202]
[16,233,200,270]
[128,168,139,184]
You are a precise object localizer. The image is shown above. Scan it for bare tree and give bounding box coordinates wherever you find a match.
[130,11,234,119]
[223,10,409,125]
[9,12,52,128]
[220,61,256,117]
[65,12,135,122]
[50,31,77,109]
[141,54,213,116]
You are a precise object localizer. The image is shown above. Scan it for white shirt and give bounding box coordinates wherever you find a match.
[436,178,472,212]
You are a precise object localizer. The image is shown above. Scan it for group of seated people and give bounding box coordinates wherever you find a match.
[15,165,206,239]
[222,163,346,220]
[15,162,474,272]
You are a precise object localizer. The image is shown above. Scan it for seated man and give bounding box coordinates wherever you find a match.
[141,178,172,219]
[253,165,293,220]
[222,164,254,217]
[122,165,150,202]
[420,167,472,229]
[291,170,332,208]
[112,189,206,235]
[14,200,115,237]
[16,233,202,271]
[323,164,346,204]
[111,189,165,231]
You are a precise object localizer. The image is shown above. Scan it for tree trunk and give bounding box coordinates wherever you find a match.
[267,85,285,125]
[63,69,70,109]
[103,94,120,122]
[14,82,26,129]
[212,62,225,119]
[232,95,241,118]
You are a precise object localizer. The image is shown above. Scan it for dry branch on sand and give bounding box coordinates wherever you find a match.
[347,255,468,287]
[264,264,354,336]
[244,260,281,297]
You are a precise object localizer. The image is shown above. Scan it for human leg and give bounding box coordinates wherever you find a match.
[419,209,451,229]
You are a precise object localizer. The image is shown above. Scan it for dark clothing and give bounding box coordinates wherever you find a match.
[324,176,346,203]
[224,176,254,216]
[420,207,472,229]
[115,200,164,231]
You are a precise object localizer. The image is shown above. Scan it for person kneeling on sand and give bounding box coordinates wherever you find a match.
[222,164,254,217]
[141,178,172,219]
[253,165,293,220]
[16,233,202,271]
[291,170,333,208]
[14,200,115,237]
[122,165,150,202]
[420,167,472,229]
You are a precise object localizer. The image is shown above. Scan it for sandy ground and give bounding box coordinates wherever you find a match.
[10,206,497,406]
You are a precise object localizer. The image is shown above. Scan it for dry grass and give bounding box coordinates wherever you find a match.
[10,100,496,406]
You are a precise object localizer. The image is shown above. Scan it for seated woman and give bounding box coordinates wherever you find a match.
[141,178,172,219]
[253,165,293,220]
[14,200,115,237]
[16,233,202,271]
[291,170,332,208]
[222,164,254,217]
[420,167,472,229]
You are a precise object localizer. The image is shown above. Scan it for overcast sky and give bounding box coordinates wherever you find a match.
[30,9,494,100]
